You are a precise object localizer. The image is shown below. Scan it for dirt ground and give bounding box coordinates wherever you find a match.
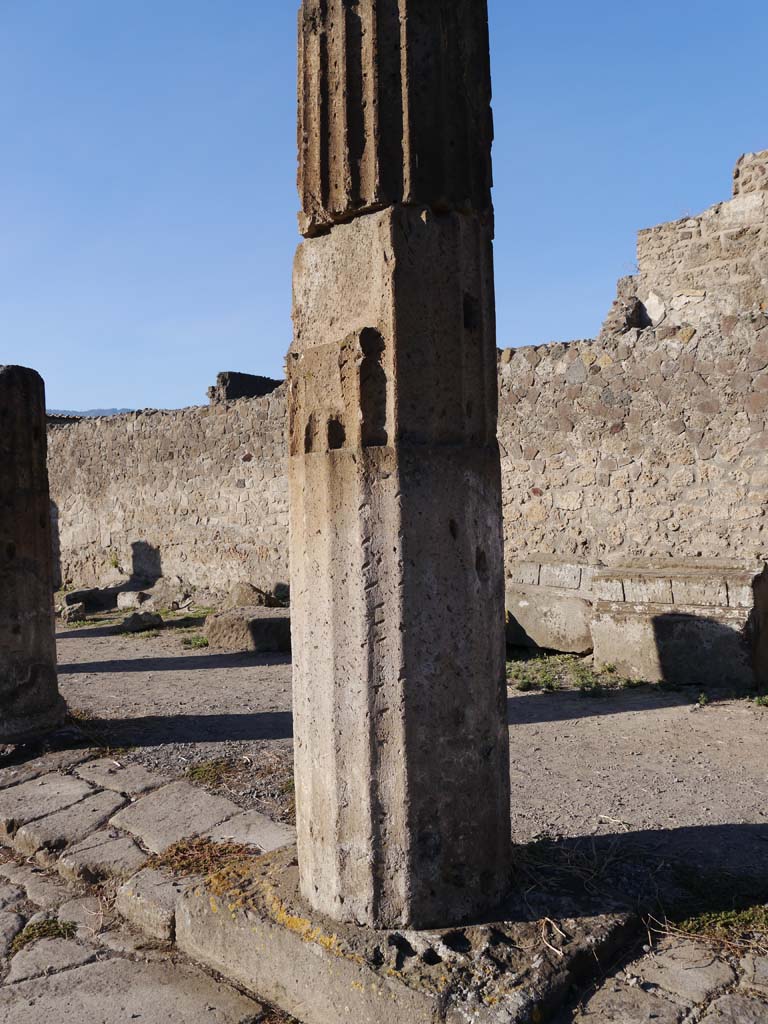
[55,615,768,888]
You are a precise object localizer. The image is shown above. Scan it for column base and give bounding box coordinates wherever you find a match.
[176,847,635,1024]
[0,694,67,746]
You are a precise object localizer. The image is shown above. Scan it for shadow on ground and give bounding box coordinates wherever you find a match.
[57,651,292,674]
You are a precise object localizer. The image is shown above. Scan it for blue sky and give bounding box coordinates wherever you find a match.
[1,1,766,410]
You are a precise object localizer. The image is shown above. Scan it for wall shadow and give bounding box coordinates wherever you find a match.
[652,612,755,691]
[50,500,62,591]
[506,688,695,726]
[57,651,292,674]
[129,540,162,587]
[67,710,294,746]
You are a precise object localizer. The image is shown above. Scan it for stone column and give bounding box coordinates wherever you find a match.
[289,0,510,930]
[0,366,65,744]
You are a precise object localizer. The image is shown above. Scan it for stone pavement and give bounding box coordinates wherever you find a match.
[0,739,766,1023]
[0,741,291,1023]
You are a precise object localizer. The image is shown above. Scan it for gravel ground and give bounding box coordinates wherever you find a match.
[54,616,768,886]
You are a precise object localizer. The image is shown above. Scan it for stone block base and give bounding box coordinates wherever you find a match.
[506,585,593,653]
[175,847,634,1024]
[592,602,753,687]
[204,607,291,654]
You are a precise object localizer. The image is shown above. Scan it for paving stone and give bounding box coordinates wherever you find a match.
[635,938,735,1004]
[0,864,74,910]
[742,957,768,997]
[75,758,169,797]
[6,937,95,983]
[57,829,146,883]
[0,882,24,910]
[573,981,683,1022]
[699,994,768,1022]
[0,912,25,957]
[0,774,93,838]
[0,959,263,1023]
[57,897,106,934]
[110,781,239,854]
[0,751,89,791]
[13,790,126,859]
[204,809,296,853]
[115,867,191,941]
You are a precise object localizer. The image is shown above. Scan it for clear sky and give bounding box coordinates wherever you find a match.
[1,1,766,411]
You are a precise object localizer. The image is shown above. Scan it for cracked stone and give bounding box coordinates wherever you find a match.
[115,867,192,942]
[204,809,296,853]
[74,759,168,797]
[110,781,239,854]
[699,994,768,1022]
[635,939,736,1005]
[57,897,107,935]
[0,882,24,910]
[6,937,95,984]
[0,959,263,1023]
[0,774,93,838]
[572,980,682,1022]
[0,751,90,791]
[13,789,126,860]
[0,863,74,910]
[0,912,25,957]
[57,829,147,883]
[741,957,768,997]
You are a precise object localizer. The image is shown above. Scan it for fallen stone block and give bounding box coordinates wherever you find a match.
[116,590,151,611]
[0,773,93,839]
[115,867,193,942]
[506,585,593,653]
[61,602,87,623]
[6,937,95,984]
[176,846,635,1024]
[13,789,126,862]
[74,758,168,797]
[109,781,240,854]
[57,829,147,884]
[121,611,163,633]
[0,958,263,1024]
[64,588,117,612]
[204,607,291,654]
[204,810,296,853]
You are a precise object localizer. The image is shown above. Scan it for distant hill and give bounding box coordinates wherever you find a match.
[48,408,133,418]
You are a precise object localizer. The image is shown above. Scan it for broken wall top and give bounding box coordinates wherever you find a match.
[297,0,494,237]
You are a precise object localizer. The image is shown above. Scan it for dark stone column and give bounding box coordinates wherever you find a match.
[0,366,65,744]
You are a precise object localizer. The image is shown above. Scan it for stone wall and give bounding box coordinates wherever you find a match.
[47,151,768,681]
[48,388,288,595]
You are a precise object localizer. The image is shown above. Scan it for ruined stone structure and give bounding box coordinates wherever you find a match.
[1,366,65,743]
[48,388,288,595]
[287,0,510,929]
[207,371,282,405]
[47,149,768,686]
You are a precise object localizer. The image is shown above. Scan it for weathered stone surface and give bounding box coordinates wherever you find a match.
[6,937,95,984]
[176,849,635,1024]
[57,897,105,933]
[57,829,146,883]
[571,981,682,1022]
[506,585,593,653]
[635,939,735,1005]
[0,911,25,957]
[290,204,510,928]
[752,566,768,691]
[204,607,291,654]
[60,602,86,623]
[592,600,753,685]
[0,773,93,838]
[208,370,282,404]
[0,959,264,1024]
[109,781,239,854]
[115,867,188,941]
[742,957,768,997]
[13,789,126,860]
[0,881,24,909]
[0,365,65,744]
[116,590,150,611]
[121,611,163,633]
[0,749,89,791]
[699,994,768,1022]
[74,758,168,796]
[0,862,73,909]
[297,0,494,237]
[204,810,296,853]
